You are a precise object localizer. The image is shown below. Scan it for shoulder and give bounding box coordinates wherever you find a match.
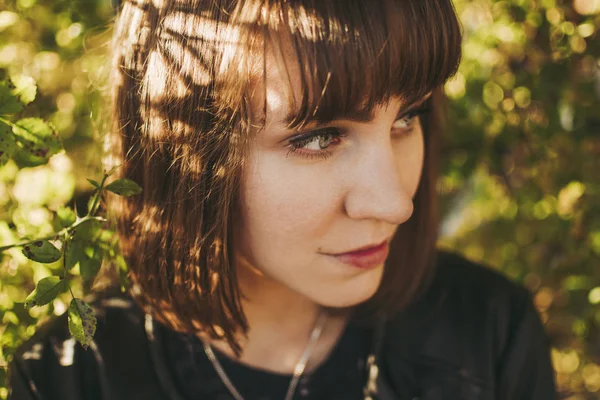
[389,249,535,342]
[429,249,532,310]
[7,288,162,400]
[381,249,555,399]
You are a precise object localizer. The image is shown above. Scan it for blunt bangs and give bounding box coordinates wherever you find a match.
[249,0,462,128]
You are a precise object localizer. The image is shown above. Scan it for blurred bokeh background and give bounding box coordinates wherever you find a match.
[0,0,598,398]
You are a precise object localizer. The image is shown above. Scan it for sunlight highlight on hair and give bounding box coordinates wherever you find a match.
[108,0,462,357]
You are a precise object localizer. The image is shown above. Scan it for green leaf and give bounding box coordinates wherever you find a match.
[22,240,62,263]
[65,238,83,271]
[12,147,49,168]
[114,253,129,274]
[0,123,18,167]
[65,219,103,277]
[97,229,115,245]
[0,80,23,114]
[24,276,65,309]
[68,298,96,349]
[79,245,103,284]
[72,219,102,241]
[56,206,76,228]
[87,178,100,188]
[10,75,37,105]
[105,178,142,197]
[87,193,98,215]
[113,252,130,291]
[94,229,117,255]
[12,118,62,163]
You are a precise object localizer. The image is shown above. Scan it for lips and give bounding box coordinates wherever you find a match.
[338,239,389,254]
[331,240,390,269]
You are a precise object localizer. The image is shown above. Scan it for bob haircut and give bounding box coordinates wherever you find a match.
[105,0,462,355]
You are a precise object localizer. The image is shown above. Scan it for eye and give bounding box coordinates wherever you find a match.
[285,127,348,160]
[392,115,415,129]
[392,106,430,131]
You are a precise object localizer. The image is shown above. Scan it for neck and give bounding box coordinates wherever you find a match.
[203,257,351,374]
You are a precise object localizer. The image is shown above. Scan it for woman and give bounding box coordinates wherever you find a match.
[8,0,557,399]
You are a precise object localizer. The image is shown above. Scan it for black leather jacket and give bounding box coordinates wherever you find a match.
[7,251,558,400]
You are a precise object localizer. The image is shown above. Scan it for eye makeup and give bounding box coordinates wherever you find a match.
[285,104,430,161]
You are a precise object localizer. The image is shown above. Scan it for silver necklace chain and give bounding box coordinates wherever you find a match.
[202,309,329,400]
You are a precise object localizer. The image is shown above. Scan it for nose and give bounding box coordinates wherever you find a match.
[343,138,416,225]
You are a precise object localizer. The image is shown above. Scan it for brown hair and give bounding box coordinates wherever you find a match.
[105,0,462,355]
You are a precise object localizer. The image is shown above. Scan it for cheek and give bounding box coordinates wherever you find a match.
[236,149,336,257]
[395,128,425,197]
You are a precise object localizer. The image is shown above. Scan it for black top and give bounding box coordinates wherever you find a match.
[160,316,372,400]
[7,250,558,400]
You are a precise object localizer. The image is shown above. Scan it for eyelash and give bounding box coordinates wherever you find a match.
[285,106,430,160]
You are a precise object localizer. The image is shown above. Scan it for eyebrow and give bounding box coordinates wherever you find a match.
[283,92,433,127]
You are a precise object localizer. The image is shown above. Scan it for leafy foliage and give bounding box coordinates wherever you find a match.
[24,276,65,309]
[21,240,62,264]
[0,57,140,393]
[0,2,136,398]
[67,298,97,350]
[0,0,598,399]
[105,178,143,197]
[0,61,140,395]
[439,0,600,396]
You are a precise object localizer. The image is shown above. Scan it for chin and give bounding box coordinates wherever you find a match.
[319,294,375,309]
[314,269,383,308]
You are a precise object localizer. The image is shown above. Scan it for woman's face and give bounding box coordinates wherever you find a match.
[233,49,427,309]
